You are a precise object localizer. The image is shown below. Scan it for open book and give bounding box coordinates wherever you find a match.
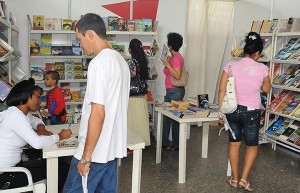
[159,43,168,63]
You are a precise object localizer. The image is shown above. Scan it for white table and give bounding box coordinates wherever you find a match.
[155,107,218,183]
[43,124,145,193]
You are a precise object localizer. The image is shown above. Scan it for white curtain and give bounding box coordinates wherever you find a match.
[185,0,235,103]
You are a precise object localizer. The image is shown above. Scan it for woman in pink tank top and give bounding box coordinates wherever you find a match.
[218,32,271,191]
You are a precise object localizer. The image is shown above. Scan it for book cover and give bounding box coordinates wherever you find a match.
[64,71,73,80]
[33,15,44,30]
[281,50,296,60]
[62,46,73,56]
[286,128,300,143]
[273,125,289,138]
[153,20,159,32]
[127,20,135,31]
[73,63,82,71]
[294,137,300,146]
[108,16,118,31]
[80,83,87,101]
[142,18,152,32]
[118,18,127,31]
[54,62,64,70]
[30,39,40,56]
[45,63,54,71]
[281,101,299,115]
[134,19,143,31]
[30,67,44,80]
[60,82,71,101]
[64,62,73,71]
[72,47,82,56]
[288,49,300,61]
[250,20,258,32]
[273,74,289,85]
[73,70,83,79]
[290,103,300,118]
[62,19,72,31]
[57,140,78,148]
[260,20,270,33]
[266,117,285,135]
[40,45,51,56]
[72,39,80,47]
[53,18,62,30]
[41,33,52,45]
[71,90,81,102]
[56,70,64,80]
[290,18,300,32]
[51,46,62,56]
[285,17,294,32]
[274,49,288,60]
[268,19,278,33]
[151,38,159,56]
[280,127,296,139]
[44,18,53,30]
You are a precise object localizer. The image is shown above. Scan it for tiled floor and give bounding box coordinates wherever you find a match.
[118,125,300,193]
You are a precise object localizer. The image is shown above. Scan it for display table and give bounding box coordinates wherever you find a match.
[43,124,145,193]
[155,107,218,183]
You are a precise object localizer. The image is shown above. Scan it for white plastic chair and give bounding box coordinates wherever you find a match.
[0,167,46,193]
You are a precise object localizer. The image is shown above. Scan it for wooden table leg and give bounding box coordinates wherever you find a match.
[202,122,209,158]
[156,112,163,164]
[178,123,187,183]
[46,157,58,193]
[132,149,143,193]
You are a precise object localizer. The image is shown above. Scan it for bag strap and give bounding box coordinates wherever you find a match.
[228,62,233,77]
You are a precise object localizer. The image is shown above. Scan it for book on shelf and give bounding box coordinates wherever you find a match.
[281,101,299,115]
[294,137,300,146]
[53,18,62,30]
[62,46,73,56]
[151,38,159,57]
[111,44,125,54]
[41,34,52,45]
[31,67,45,81]
[142,18,152,32]
[290,103,300,118]
[134,19,143,31]
[290,18,300,32]
[127,20,135,31]
[272,91,294,113]
[285,17,294,32]
[153,20,159,32]
[73,62,82,71]
[57,70,65,80]
[51,46,62,56]
[80,83,87,101]
[73,70,83,79]
[45,63,55,71]
[0,79,11,101]
[54,62,64,70]
[64,71,73,79]
[62,19,72,31]
[72,47,82,56]
[33,15,44,30]
[267,19,278,33]
[286,128,300,144]
[60,82,71,102]
[276,18,288,33]
[44,18,54,30]
[70,90,81,102]
[273,74,289,85]
[118,18,127,31]
[266,117,285,135]
[0,38,14,62]
[279,127,296,141]
[143,46,152,57]
[108,16,118,31]
[40,45,51,56]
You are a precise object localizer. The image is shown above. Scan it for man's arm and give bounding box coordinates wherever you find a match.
[77,102,105,176]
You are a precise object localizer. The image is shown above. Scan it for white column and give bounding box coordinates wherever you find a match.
[131,149,143,193]
[201,122,209,158]
[178,123,187,183]
[156,112,163,163]
[46,157,58,193]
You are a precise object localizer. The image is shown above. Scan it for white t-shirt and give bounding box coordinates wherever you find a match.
[74,49,130,163]
[0,106,59,167]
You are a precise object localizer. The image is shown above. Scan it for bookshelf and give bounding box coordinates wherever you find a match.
[263,31,300,153]
[28,27,158,128]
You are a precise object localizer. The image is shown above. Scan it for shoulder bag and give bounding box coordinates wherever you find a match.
[129,59,148,96]
[221,62,237,114]
[171,66,189,87]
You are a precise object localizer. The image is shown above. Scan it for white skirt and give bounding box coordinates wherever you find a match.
[128,95,151,146]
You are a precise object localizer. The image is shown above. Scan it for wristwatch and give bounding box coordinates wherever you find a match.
[80,158,91,165]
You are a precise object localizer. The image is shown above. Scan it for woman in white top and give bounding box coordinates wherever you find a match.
[0,79,71,190]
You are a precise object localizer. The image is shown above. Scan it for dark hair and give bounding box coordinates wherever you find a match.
[244,32,263,55]
[129,38,148,80]
[76,13,106,39]
[6,79,35,107]
[167,32,183,52]
[34,85,44,96]
[45,71,60,85]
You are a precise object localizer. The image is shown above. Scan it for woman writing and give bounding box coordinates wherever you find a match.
[162,32,185,151]
[0,79,71,190]
[218,32,271,191]
[127,38,151,146]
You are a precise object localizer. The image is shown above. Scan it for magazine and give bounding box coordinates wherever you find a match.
[159,43,168,63]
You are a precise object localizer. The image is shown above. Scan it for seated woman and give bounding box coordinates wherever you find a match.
[0,79,72,190]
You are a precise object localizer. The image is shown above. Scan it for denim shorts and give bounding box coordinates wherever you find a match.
[225,105,261,146]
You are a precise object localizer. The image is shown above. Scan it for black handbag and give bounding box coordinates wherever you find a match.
[130,76,148,96]
[129,59,148,96]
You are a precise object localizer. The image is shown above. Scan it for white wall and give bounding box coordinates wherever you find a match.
[7,0,187,102]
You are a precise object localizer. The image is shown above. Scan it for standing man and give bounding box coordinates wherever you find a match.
[64,13,130,193]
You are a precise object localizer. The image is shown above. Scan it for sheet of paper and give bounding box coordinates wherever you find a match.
[159,43,168,63]
[219,112,236,140]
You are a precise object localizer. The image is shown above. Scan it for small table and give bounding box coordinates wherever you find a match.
[155,107,218,183]
[43,124,145,193]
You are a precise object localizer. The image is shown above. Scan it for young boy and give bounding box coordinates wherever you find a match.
[42,71,67,125]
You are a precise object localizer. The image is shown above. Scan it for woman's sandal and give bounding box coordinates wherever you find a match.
[226,177,239,188]
[239,179,254,192]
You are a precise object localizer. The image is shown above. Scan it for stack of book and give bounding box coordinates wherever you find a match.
[273,64,300,87]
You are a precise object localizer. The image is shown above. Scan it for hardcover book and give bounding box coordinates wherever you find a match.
[142,18,152,32]
[53,18,62,30]
[62,19,72,31]
[134,19,143,31]
[108,16,118,31]
[118,18,127,31]
[73,70,83,79]
[40,45,51,56]
[73,63,82,71]
[60,82,71,101]
[33,15,44,30]
[41,33,52,45]
[44,18,53,30]
[127,20,135,31]
[70,90,81,102]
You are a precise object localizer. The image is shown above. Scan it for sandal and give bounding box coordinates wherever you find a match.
[239,179,254,192]
[226,177,238,188]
